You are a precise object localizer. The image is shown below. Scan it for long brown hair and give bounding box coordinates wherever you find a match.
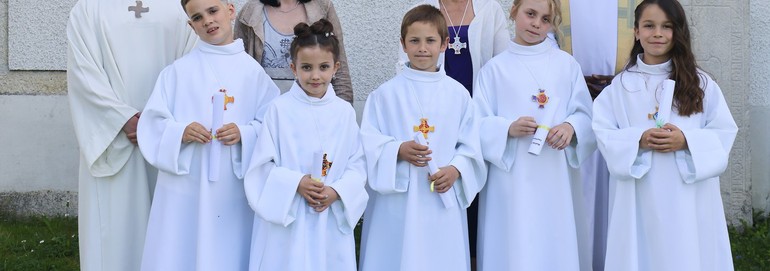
[625,0,704,116]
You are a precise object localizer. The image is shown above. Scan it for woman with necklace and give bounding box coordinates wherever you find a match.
[397,1,509,269]
[236,0,353,104]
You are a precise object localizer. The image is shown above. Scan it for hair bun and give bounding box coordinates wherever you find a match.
[309,19,335,37]
[293,22,313,38]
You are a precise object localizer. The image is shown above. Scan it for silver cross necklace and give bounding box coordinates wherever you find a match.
[441,0,470,55]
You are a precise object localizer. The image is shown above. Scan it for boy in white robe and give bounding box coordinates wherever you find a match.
[243,19,368,271]
[136,0,279,269]
[473,0,595,270]
[359,5,486,271]
[66,1,196,269]
[593,1,736,270]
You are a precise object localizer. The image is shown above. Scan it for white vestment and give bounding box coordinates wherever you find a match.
[359,66,486,271]
[137,39,279,271]
[474,40,596,271]
[569,2,618,270]
[593,57,736,271]
[397,0,510,75]
[66,0,196,270]
[243,83,368,271]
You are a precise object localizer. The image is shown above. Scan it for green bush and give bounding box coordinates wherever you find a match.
[730,211,770,271]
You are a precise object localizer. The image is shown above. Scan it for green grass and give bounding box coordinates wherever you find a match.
[1,211,768,270]
[730,211,770,271]
[0,213,79,271]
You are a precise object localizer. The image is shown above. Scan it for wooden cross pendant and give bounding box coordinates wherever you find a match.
[413,118,435,139]
[128,1,149,18]
[647,106,659,120]
[448,36,467,55]
[218,89,235,110]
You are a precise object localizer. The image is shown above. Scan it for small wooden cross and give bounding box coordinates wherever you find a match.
[648,106,659,120]
[321,153,333,177]
[128,1,149,18]
[212,89,235,110]
[413,118,435,139]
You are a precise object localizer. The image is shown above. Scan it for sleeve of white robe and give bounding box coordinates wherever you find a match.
[67,2,196,177]
[592,80,652,180]
[448,96,487,208]
[137,67,195,175]
[231,72,279,179]
[488,0,510,57]
[473,65,519,172]
[244,106,304,227]
[360,90,409,194]
[66,2,142,177]
[328,112,369,234]
[674,77,738,183]
[562,61,597,168]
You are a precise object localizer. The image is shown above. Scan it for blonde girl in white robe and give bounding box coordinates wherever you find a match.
[473,0,596,270]
[592,0,737,270]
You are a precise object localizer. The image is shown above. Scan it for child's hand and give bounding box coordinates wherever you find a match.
[547,122,574,150]
[398,140,432,167]
[216,123,241,145]
[312,186,339,213]
[429,166,460,193]
[182,122,211,144]
[643,123,688,153]
[508,116,537,137]
[297,174,325,206]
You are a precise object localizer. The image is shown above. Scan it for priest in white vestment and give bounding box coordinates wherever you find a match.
[359,63,486,271]
[137,36,279,270]
[66,0,196,270]
[593,55,737,271]
[474,38,596,270]
[243,83,368,271]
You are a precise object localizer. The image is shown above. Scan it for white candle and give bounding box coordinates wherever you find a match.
[311,151,324,182]
[656,80,676,128]
[414,132,456,209]
[209,91,225,182]
[528,96,561,155]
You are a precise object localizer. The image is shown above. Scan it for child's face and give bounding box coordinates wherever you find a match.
[290,46,340,99]
[512,0,553,46]
[635,4,673,65]
[401,21,448,72]
[185,0,235,46]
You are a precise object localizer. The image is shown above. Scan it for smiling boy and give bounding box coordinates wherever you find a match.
[358,5,486,271]
[136,0,279,269]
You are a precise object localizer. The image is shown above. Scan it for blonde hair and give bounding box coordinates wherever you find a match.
[510,0,563,46]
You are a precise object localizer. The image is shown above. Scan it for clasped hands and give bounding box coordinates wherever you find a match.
[639,123,688,153]
[398,141,460,193]
[182,122,241,145]
[297,175,339,212]
[508,116,574,150]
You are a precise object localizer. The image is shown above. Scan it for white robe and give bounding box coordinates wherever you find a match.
[66,0,196,270]
[593,57,736,271]
[243,83,368,271]
[397,0,510,76]
[137,39,279,271]
[568,2,619,270]
[359,66,486,271]
[474,40,596,271]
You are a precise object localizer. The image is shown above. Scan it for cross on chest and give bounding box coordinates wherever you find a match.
[413,118,435,139]
[448,36,467,55]
[128,1,149,18]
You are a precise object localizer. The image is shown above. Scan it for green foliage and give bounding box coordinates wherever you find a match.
[0,213,79,271]
[730,211,770,271]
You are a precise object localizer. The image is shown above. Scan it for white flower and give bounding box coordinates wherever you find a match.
[39,240,44,244]
[21,240,26,243]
